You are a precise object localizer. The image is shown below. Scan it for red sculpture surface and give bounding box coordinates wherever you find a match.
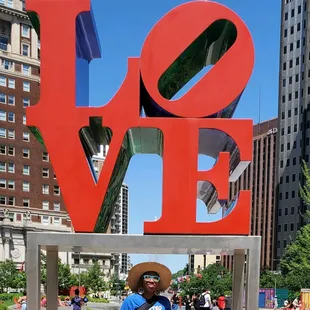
[25,0,254,235]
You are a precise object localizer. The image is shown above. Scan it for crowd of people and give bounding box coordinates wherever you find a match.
[282,297,302,309]
[171,290,231,310]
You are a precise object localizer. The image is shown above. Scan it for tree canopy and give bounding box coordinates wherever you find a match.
[178,263,232,297]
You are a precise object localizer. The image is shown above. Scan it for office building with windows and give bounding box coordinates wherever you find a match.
[0,0,72,268]
[277,0,310,266]
[222,119,278,271]
[92,145,130,276]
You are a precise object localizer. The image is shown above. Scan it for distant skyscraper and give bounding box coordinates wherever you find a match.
[277,0,308,267]
[222,118,278,270]
[92,145,129,275]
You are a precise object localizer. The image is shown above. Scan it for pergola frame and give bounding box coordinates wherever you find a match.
[26,232,261,310]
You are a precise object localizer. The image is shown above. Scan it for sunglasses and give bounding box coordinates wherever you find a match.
[142,275,160,282]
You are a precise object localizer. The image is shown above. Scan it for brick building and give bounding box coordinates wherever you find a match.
[0,0,71,268]
[222,118,278,271]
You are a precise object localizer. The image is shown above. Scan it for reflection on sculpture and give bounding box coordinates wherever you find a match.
[25,0,254,235]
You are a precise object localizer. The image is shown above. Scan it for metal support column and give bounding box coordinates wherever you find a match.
[232,249,245,310]
[245,246,261,310]
[26,237,41,310]
[46,246,59,310]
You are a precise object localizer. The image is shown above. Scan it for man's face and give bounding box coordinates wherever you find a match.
[142,271,160,293]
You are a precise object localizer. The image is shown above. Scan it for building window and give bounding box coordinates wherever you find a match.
[22,64,30,76]
[7,196,14,206]
[0,161,5,172]
[0,145,5,155]
[54,217,60,225]
[42,201,49,210]
[21,25,30,38]
[0,195,5,205]
[23,165,30,175]
[0,37,8,51]
[23,115,26,125]
[6,0,13,8]
[8,95,14,106]
[0,93,5,104]
[42,152,49,161]
[42,168,49,178]
[0,76,6,87]
[0,127,5,138]
[2,59,13,71]
[8,78,15,89]
[22,181,30,192]
[7,162,14,173]
[42,216,49,225]
[22,44,29,57]
[0,178,6,188]
[42,184,49,194]
[23,81,30,92]
[54,202,60,211]
[0,110,6,121]
[23,198,29,207]
[23,98,30,107]
[8,129,15,139]
[23,132,30,142]
[8,180,14,190]
[8,112,15,122]
[22,148,30,158]
[8,146,14,156]
[54,185,60,195]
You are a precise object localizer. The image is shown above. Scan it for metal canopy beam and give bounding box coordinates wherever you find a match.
[26,232,261,310]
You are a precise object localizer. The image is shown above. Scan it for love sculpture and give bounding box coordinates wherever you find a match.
[25,0,254,235]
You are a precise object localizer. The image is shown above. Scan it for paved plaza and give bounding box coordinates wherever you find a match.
[39,303,271,310]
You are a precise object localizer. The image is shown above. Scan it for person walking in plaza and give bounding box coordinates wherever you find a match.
[225,295,232,310]
[217,294,226,310]
[71,289,83,310]
[171,293,179,310]
[18,291,27,310]
[184,295,191,310]
[191,293,201,310]
[121,262,172,310]
[200,290,212,310]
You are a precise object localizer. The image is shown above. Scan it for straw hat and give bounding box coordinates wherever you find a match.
[127,262,172,292]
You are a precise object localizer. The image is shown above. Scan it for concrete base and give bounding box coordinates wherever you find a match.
[26,233,261,310]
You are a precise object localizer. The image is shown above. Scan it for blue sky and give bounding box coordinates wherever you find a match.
[89,0,281,273]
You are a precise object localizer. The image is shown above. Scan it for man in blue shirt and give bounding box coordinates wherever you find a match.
[121,262,172,310]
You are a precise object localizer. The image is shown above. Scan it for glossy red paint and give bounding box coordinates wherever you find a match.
[25,0,254,235]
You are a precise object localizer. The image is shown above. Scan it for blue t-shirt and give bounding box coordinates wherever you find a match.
[121,294,171,310]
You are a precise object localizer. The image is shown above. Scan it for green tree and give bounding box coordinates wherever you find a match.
[299,160,310,223]
[58,263,75,292]
[0,260,19,293]
[40,252,75,293]
[180,263,232,297]
[86,261,107,293]
[14,271,27,290]
[108,273,125,296]
[260,269,285,289]
[280,225,310,291]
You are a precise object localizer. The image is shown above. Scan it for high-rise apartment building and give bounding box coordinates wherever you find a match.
[0,0,72,268]
[277,0,309,265]
[92,145,130,276]
[222,118,278,270]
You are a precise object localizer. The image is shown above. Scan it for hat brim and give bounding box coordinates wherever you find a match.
[127,262,172,292]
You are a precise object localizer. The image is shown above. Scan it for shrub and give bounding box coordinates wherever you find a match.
[88,297,109,303]
[0,304,8,310]
[0,293,22,308]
